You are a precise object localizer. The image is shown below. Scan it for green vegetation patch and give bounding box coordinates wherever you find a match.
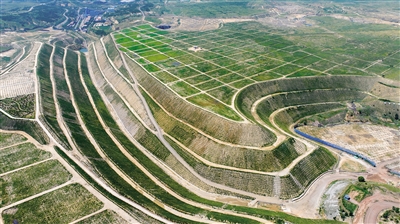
[169,66,199,78]
[77,210,128,224]
[0,133,26,149]
[259,58,285,70]
[211,57,237,67]
[127,44,148,51]
[142,63,160,72]
[187,94,241,121]
[138,49,159,57]
[153,71,178,83]
[293,55,321,66]
[115,37,132,44]
[238,66,266,77]
[144,53,169,62]
[287,68,323,77]
[272,64,302,75]
[251,72,281,81]
[2,183,103,224]
[308,60,337,72]
[208,86,237,105]
[342,58,371,69]
[193,62,219,73]
[341,197,358,216]
[169,81,200,97]
[366,63,391,74]
[382,67,400,81]
[206,68,231,77]
[231,79,255,88]
[218,73,244,83]
[195,79,223,90]
[0,160,72,207]
[185,74,212,84]
[0,142,51,174]
[164,50,187,58]
[175,54,204,64]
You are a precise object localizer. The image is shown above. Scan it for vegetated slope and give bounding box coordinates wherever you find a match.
[237,75,380,121]
[144,87,303,172]
[256,89,367,119]
[91,39,155,131]
[36,44,69,148]
[272,103,345,132]
[102,35,132,82]
[123,53,276,148]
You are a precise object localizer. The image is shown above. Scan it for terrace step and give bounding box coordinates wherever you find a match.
[273,175,281,198]
[289,173,303,191]
[293,139,307,154]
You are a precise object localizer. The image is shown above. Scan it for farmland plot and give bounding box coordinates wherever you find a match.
[2,183,103,224]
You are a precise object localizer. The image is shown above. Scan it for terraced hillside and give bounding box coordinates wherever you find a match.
[0,17,399,223]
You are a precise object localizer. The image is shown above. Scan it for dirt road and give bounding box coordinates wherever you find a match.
[364,200,398,224]
[354,191,400,224]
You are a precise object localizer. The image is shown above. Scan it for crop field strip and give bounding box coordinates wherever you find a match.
[2,183,104,224]
[113,23,382,120]
[36,43,70,148]
[141,85,304,173]
[0,159,72,207]
[94,37,156,131]
[0,142,51,174]
[87,41,341,223]
[0,132,26,148]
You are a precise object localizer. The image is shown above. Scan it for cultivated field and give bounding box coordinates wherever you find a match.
[2,183,103,223]
[113,21,398,120]
[0,131,131,224]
